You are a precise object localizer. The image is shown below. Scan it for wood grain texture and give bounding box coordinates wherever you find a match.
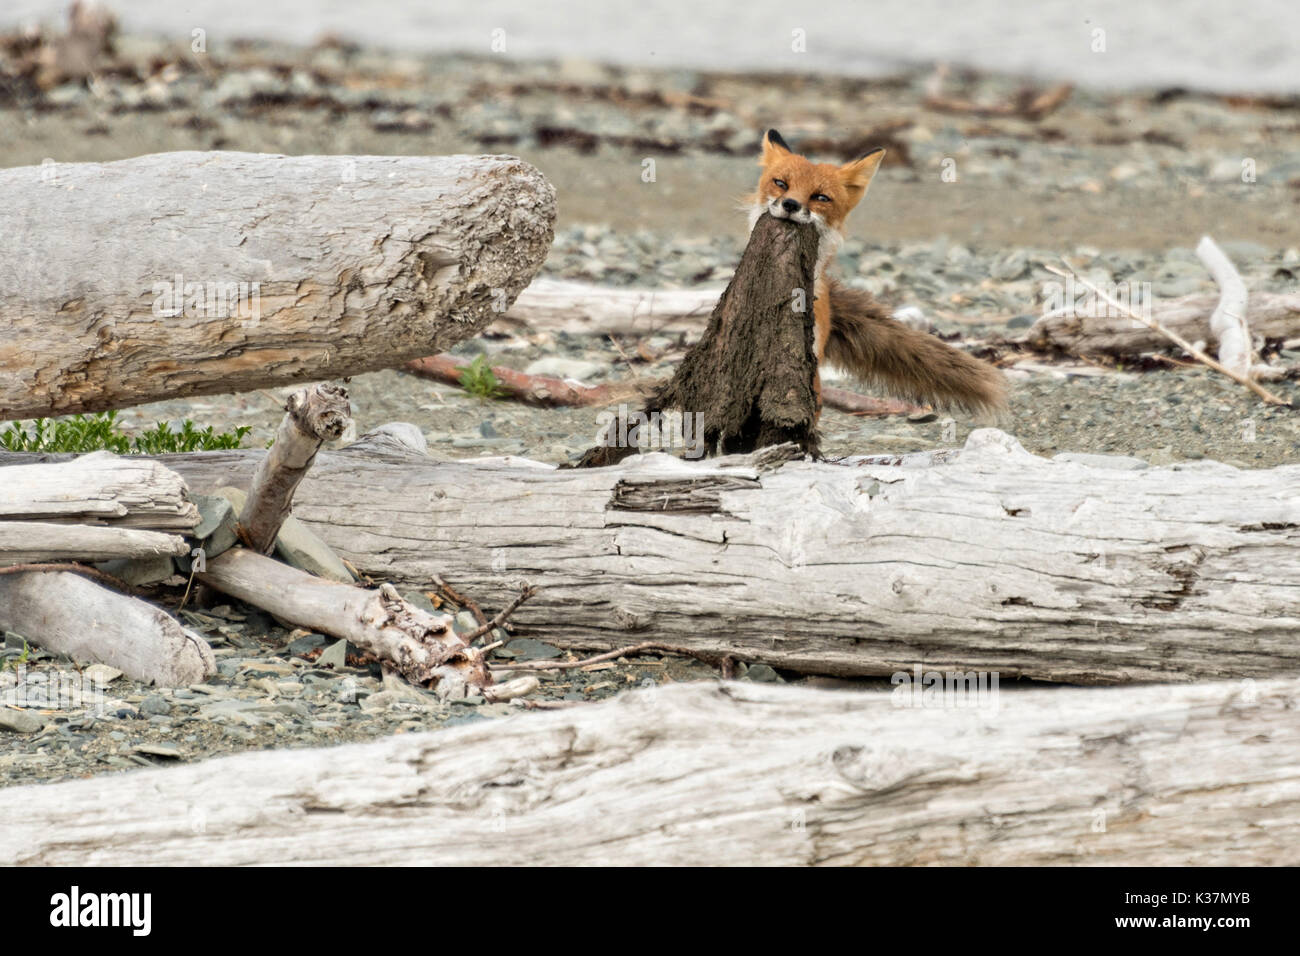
[136,427,1300,684]
[0,451,197,530]
[1,677,1295,865]
[0,151,556,419]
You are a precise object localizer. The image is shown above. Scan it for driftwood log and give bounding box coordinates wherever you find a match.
[1028,290,1300,356]
[0,569,214,686]
[575,212,822,466]
[0,522,187,565]
[0,151,555,420]
[125,425,1300,685]
[195,548,491,697]
[0,451,209,684]
[0,451,197,530]
[496,277,723,336]
[2,677,1295,865]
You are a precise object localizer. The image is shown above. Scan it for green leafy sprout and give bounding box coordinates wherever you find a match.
[457,355,505,401]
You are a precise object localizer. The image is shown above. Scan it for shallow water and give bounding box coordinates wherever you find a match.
[5,0,1298,93]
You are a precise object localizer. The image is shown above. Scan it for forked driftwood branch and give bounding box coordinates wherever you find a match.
[237,382,351,553]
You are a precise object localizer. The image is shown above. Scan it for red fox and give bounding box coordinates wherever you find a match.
[746,129,1007,418]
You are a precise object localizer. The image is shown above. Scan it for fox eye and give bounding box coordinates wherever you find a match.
[812,193,832,203]
[772,178,787,190]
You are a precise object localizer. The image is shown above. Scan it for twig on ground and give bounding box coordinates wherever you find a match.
[429,573,488,627]
[462,585,538,642]
[501,640,730,673]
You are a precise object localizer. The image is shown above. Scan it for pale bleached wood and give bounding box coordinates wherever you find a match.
[0,521,187,565]
[497,278,722,336]
[0,452,198,530]
[0,151,555,419]
[1,677,1295,866]
[498,278,927,339]
[196,548,490,697]
[1029,290,1300,356]
[238,383,351,554]
[141,426,1300,685]
[1196,236,1253,376]
[0,570,214,686]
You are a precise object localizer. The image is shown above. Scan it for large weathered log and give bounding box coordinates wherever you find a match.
[0,451,197,530]
[145,426,1300,685]
[1,677,1295,865]
[1028,290,1300,356]
[0,570,214,686]
[0,151,555,420]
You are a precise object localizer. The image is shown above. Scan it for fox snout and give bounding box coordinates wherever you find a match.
[766,193,812,224]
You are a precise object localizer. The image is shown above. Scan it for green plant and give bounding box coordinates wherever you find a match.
[0,411,250,454]
[1,638,30,673]
[457,355,505,400]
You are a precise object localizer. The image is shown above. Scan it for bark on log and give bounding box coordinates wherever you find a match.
[196,548,490,697]
[0,522,187,565]
[0,570,214,686]
[238,383,351,554]
[575,212,823,466]
[0,451,197,530]
[1028,290,1300,356]
[0,151,556,420]
[1,677,1295,866]
[146,426,1300,685]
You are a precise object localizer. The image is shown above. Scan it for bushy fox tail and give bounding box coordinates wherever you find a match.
[824,277,1008,419]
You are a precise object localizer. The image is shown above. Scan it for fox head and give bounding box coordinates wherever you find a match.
[747,129,886,238]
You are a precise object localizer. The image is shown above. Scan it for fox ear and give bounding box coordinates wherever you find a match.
[838,147,886,197]
[760,128,792,166]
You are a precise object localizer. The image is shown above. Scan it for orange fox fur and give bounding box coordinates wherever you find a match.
[745,128,1007,418]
